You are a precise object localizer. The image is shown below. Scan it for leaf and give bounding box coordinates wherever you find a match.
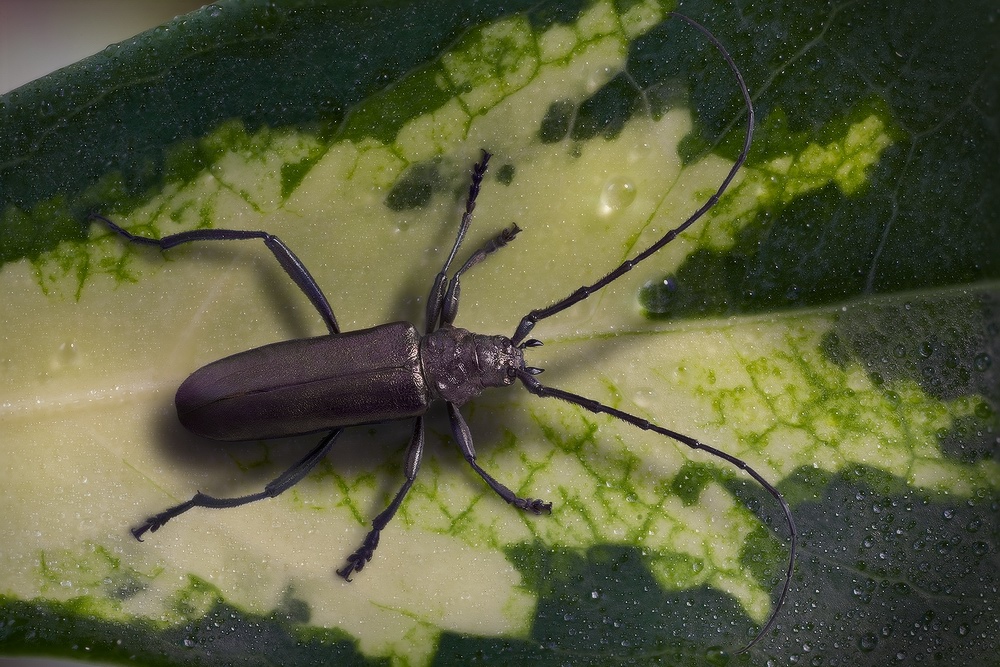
[1,1,997,666]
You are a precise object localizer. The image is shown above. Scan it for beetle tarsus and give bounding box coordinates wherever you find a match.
[131,523,152,541]
[337,528,382,581]
[130,496,200,541]
[515,498,552,515]
[131,515,171,540]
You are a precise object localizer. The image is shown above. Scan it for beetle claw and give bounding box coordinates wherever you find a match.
[517,497,552,515]
[337,527,382,581]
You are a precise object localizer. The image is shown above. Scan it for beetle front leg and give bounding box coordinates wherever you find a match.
[132,429,341,540]
[447,403,551,514]
[440,223,521,327]
[337,416,426,581]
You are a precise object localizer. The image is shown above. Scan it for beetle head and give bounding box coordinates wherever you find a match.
[422,326,527,405]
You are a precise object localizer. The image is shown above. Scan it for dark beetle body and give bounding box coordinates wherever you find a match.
[177,322,426,441]
[177,321,523,441]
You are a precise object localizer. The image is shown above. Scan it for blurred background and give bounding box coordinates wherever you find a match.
[1,0,206,93]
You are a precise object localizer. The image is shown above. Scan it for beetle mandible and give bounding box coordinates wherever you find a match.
[89,13,795,652]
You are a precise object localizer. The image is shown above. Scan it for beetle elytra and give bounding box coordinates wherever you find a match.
[90,12,794,652]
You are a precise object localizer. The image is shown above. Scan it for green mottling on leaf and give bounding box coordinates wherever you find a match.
[169,575,225,621]
[442,16,540,111]
[280,160,314,200]
[340,67,456,147]
[36,543,151,619]
[771,112,894,202]
[739,524,786,587]
[681,313,1000,498]
[671,461,716,505]
[691,98,900,256]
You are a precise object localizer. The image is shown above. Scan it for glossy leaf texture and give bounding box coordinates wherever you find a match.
[0,1,997,666]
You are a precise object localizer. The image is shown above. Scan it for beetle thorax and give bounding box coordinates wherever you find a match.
[420,325,524,406]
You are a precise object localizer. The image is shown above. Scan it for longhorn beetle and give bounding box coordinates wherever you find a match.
[89,13,794,652]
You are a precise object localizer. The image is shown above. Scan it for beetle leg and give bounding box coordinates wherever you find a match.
[440,223,522,326]
[447,403,552,514]
[337,417,426,581]
[89,212,340,335]
[425,150,491,334]
[131,429,341,540]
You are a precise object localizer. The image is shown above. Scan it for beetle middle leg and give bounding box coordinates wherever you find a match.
[448,403,551,513]
[337,418,425,580]
[132,428,342,540]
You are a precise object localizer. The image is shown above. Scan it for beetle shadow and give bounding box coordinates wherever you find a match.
[145,396,428,507]
[381,163,508,329]
[147,406,320,497]
[172,241,331,341]
[380,224,447,329]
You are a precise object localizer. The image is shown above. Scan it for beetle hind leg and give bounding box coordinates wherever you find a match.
[131,429,341,540]
[447,403,552,515]
[88,212,340,335]
[337,417,426,581]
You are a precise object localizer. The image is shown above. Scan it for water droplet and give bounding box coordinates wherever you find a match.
[942,508,954,520]
[975,401,995,419]
[598,177,636,215]
[705,647,728,665]
[919,341,934,358]
[632,387,656,409]
[49,341,79,372]
[974,352,992,371]
[586,65,615,93]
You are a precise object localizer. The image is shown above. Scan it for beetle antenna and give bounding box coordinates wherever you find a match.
[511,12,753,346]
[516,369,795,652]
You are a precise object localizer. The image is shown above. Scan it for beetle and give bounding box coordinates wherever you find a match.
[89,13,794,652]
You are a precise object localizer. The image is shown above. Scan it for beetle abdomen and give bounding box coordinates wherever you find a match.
[176,322,429,441]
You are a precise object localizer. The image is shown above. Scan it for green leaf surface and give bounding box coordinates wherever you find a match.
[1,0,997,666]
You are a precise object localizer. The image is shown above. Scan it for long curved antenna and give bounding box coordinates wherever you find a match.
[517,369,796,652]
[511,12,754,346]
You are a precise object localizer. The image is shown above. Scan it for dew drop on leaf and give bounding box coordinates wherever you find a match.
[974,352,992,371]
[597,177,636,215]
[858,632,878,652]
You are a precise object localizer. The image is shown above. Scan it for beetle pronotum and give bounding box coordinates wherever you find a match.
[89,12,794,652]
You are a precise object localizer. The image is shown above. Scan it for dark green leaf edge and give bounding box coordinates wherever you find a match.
[3,464,994,666]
